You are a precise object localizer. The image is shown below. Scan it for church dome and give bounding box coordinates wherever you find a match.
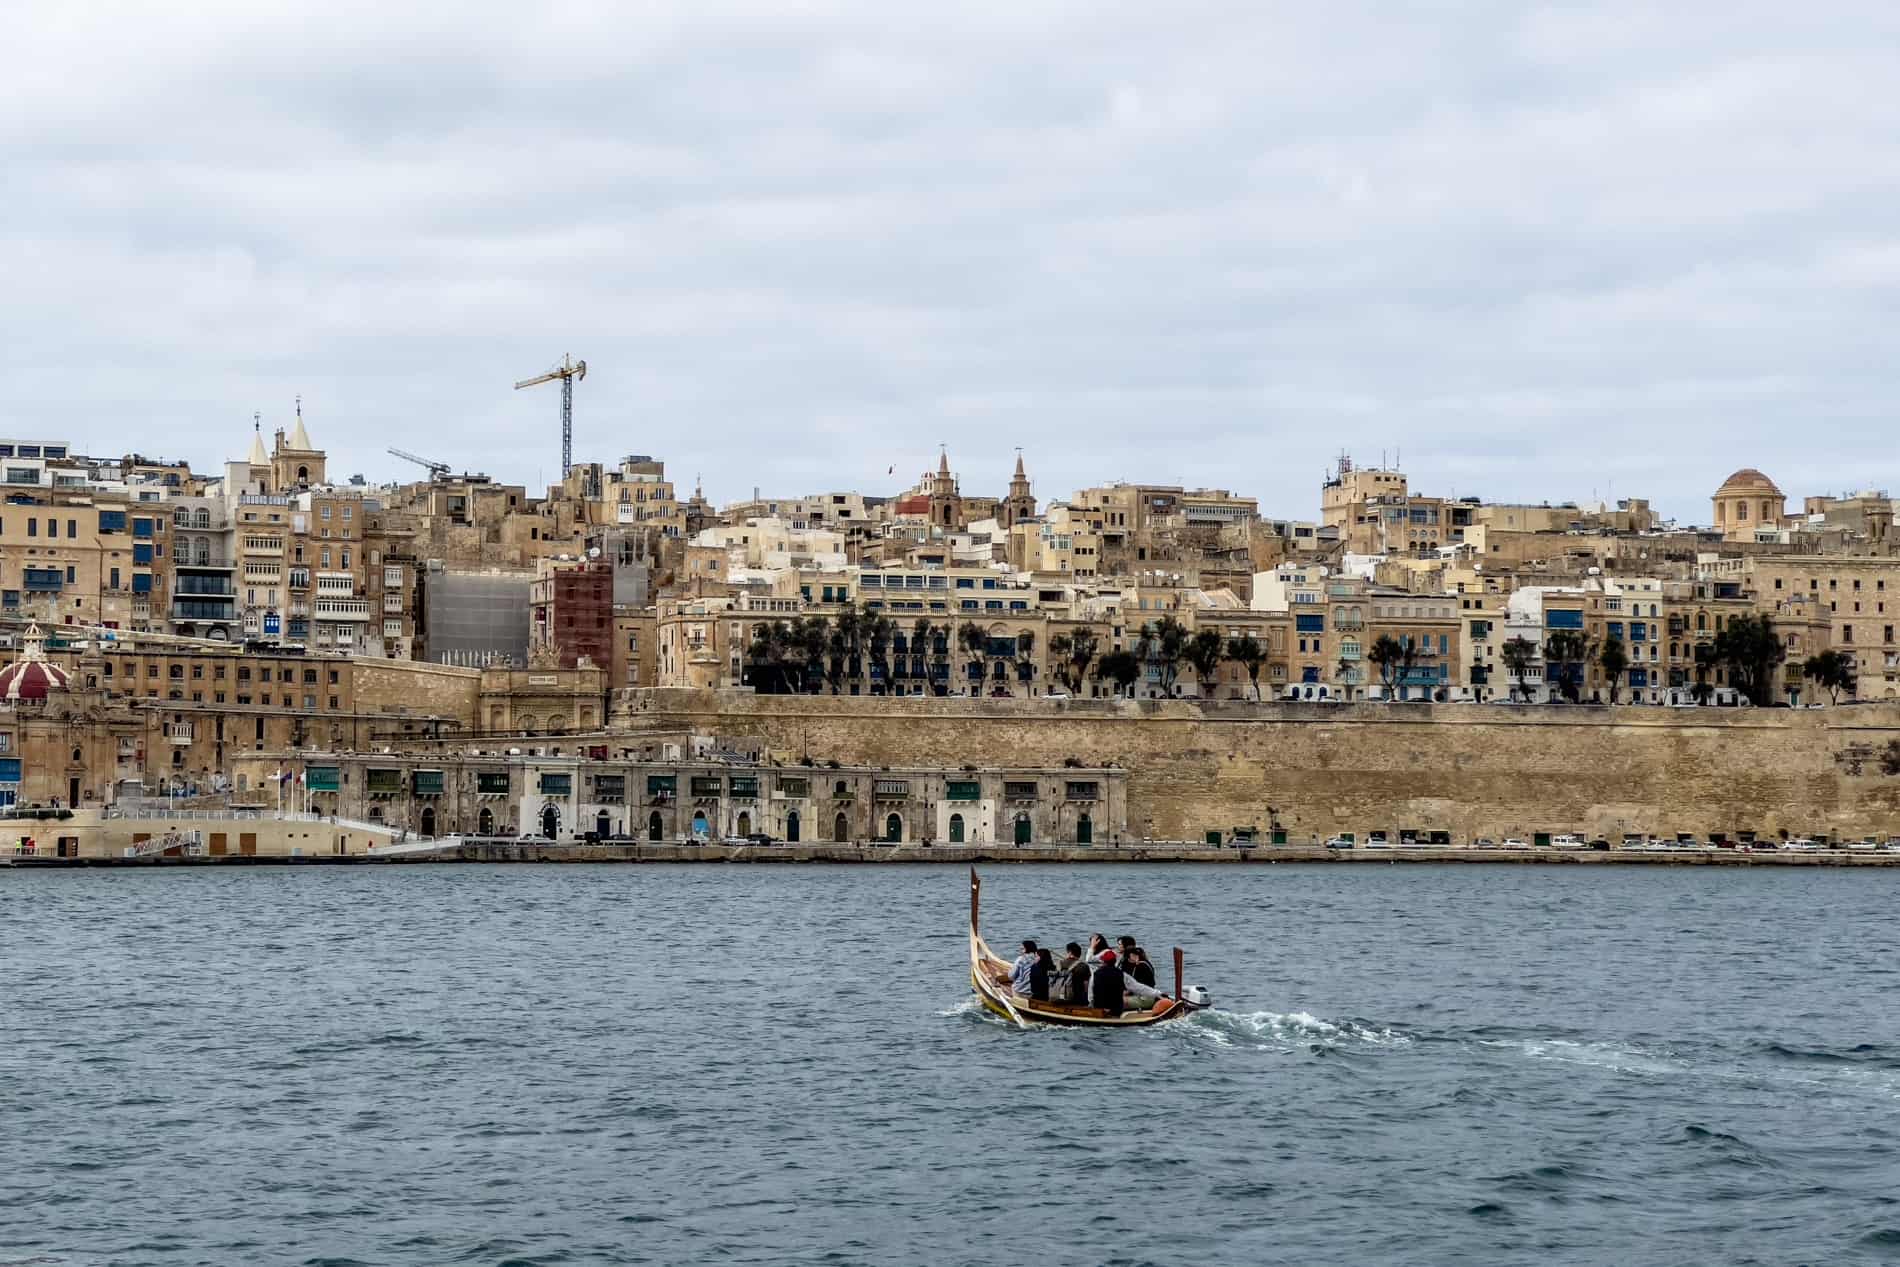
[0,624,71,703]
[1716,468,1782,496]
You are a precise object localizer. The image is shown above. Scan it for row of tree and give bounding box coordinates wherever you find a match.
[1493,614,1849,705]
[746,609,1280,699]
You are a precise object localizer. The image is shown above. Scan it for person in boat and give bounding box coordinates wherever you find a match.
[1086,934,1111,965]
[1117,935,1137,963]
[1030,947,1054,1001]
[1089,949,1126,1015]
[1126,946,1158,990]
[1010,940,1040,995]
[1053,942,1090,1004]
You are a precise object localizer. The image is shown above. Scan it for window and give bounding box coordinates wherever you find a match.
[947,780,980,801]
[1065,781,1099,801]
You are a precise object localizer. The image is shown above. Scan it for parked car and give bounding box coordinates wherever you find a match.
[1500,837,1528,849]
[1550,834,1587,849]
[1323,835,1355,850]
[1472,837,1498,849]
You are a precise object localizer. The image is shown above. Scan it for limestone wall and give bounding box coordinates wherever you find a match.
[614,690,1900,842]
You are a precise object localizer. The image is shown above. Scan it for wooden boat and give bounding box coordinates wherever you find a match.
[968,868,1203,1028]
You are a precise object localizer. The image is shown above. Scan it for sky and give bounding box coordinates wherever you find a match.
[5,2,1899,525]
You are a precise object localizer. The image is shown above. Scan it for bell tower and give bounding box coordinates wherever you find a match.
[1001,450,1037,528]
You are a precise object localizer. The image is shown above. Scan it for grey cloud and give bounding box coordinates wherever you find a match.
[5,1,1900,519]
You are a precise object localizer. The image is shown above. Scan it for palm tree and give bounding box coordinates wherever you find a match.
[1544,630,1592,703]
[1225,634,1266,700]
[1184,628,1225,697]
[1500,635,1537,702]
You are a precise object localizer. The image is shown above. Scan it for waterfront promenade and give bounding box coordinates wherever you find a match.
[12,837,1900,867]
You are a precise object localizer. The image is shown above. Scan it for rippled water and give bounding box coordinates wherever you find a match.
[5,864,1900,1265]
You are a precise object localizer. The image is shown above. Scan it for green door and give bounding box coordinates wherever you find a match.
[949,813,965,843]
[885,813,903,843]
[1076,814,1092,845]
[1533,832,1551,848]
[1205,830,1222,845]
[1014,815,1031,845]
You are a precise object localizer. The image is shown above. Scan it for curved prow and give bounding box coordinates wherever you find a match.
[970,867,981,936]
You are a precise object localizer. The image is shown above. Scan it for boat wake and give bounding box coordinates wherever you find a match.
[1183,1008,1413,1052]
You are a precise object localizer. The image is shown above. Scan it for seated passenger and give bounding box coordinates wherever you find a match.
[1127,946,1158,990]
[1053,942,1090,1004]
[1010,939,1039,995]
[1086,933,1111,966]
[1089,949,1126,1014]
[1030,947,1054,1001]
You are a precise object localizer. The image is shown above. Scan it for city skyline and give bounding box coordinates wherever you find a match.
[8,3,1900,522]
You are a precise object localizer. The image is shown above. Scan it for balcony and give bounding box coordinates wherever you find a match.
[171,599,236,621]
[314,598,371,621]
[316,573,356,597]
[383,595,404,613]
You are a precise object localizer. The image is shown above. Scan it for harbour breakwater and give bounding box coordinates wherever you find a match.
[615,689,1900,843]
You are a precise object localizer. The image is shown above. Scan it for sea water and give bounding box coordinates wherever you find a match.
[4,863,1898,1265]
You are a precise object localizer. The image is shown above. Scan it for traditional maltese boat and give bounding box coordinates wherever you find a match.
[968,868,1208,1028]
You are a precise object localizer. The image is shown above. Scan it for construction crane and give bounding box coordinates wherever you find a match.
[514,354,586,478]
[387,447,450,479]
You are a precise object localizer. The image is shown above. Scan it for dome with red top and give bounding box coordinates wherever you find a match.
[0,624,72,703]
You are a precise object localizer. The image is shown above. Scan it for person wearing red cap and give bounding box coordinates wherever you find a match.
[1089,948,1126,1015]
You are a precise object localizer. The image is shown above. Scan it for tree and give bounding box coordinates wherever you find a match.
[1801,648,1856,704]
[1691,642,1718,704]
[1225,634,1266,700]
[1598,636,1629,705]
[1098,650,1142,697]
[1014,630,1037,693]
[957,621,987,694]
[1064,627,1098,694]
[1712,613,1786,705]
[1368,634,1407,696]
[1140,615,1189,695]
[1184,629,1225,696]
[1543,630,1593,703]
[1500,635,1537,703]
[1048,633,1075,691]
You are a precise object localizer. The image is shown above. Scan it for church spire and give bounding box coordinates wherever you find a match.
[289,395,312,451]
[247,415,268,467]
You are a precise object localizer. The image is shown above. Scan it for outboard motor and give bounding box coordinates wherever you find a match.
[1183,985,1211,1009]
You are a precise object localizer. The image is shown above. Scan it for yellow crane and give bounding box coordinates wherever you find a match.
[514,354,587,478]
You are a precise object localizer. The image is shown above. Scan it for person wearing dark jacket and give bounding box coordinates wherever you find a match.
[1128,947,1158,990]
[1090,950,1126,1015]
[1029,947,1054,1001]
[1053,943,1090,1004]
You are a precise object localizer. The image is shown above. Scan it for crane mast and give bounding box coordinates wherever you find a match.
[513,354,587,478]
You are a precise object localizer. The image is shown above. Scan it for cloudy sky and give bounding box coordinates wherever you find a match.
[6,2,1898,523]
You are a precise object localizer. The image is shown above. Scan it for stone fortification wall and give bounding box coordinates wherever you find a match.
[613,690,1900,842]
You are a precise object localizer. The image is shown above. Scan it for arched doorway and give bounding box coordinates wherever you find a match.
[596,809,611,839]
[648,811,663,841]
[1077,813,1092,845]
[420,806,436,838]
[786,810,800,843]
[949,813,965,843]
[1014,813,1031,845]
[884,813,903,843]
[540,804,560,839]
[478,807,494,835]
[833,812,850,843]
[691,810,709,838]
[736,811,751,839]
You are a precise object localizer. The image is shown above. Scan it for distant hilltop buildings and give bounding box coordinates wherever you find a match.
[2,415,1899,814]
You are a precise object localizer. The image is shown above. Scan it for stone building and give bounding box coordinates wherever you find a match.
[232,748,1128,845]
